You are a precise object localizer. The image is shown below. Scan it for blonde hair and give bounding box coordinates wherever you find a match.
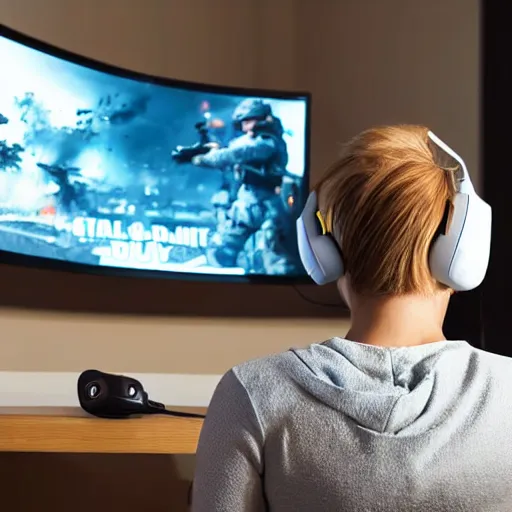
[317,125,458,296]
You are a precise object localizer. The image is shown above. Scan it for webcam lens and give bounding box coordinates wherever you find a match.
[86,382,100,399]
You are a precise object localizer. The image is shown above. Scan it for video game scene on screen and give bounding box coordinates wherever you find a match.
[0,35,308,277]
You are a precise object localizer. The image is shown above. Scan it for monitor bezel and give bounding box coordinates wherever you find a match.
[0,24,312,285]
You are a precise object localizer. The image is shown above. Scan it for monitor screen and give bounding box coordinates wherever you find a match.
[0,26,310,282]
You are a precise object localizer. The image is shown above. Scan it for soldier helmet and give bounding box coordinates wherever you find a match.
[232,98,273,127]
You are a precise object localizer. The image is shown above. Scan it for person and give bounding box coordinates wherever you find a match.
[191,98,299,275]
[191,125,512,511]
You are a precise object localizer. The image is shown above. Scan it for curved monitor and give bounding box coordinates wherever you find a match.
[0,25,310,283]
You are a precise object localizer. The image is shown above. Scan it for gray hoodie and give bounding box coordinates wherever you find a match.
[192,338,512,511]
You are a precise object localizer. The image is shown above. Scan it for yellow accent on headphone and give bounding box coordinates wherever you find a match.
[316,211,327,235]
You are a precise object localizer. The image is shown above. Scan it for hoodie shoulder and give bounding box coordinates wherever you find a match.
[471,347,512,385]
[474,347,512,366]
[232,349,299,392]
[231,348,309,428]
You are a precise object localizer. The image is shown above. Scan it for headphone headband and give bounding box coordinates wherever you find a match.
[428,131,473,194]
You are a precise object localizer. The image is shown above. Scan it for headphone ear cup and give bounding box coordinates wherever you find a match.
[296,192,344,285]
[309,233,344,284]
[430,193,491,291]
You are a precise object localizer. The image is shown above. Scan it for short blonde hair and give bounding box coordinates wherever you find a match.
[317,125,458,296]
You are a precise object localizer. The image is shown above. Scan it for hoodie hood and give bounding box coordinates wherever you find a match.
[291,338,473,436]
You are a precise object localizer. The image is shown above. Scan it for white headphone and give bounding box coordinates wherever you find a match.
[296,131,492,291]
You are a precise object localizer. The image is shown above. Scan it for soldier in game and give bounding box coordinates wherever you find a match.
[191,98,299,274]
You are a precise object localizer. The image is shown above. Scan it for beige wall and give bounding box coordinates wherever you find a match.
[0,1,479,510]
[296,0,480,191]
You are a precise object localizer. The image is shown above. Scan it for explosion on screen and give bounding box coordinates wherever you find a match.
[0,33,308,278]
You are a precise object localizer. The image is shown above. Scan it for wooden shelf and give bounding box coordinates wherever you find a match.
[0,408,204,454]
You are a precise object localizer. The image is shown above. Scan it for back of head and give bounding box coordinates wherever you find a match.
[318,125,457,297]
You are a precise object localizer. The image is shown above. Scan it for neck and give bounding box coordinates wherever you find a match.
[345,293,449,348]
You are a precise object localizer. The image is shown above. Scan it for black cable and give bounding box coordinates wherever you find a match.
[161,408,206,419]
[147,398,206,418]
[293,284,348,309]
